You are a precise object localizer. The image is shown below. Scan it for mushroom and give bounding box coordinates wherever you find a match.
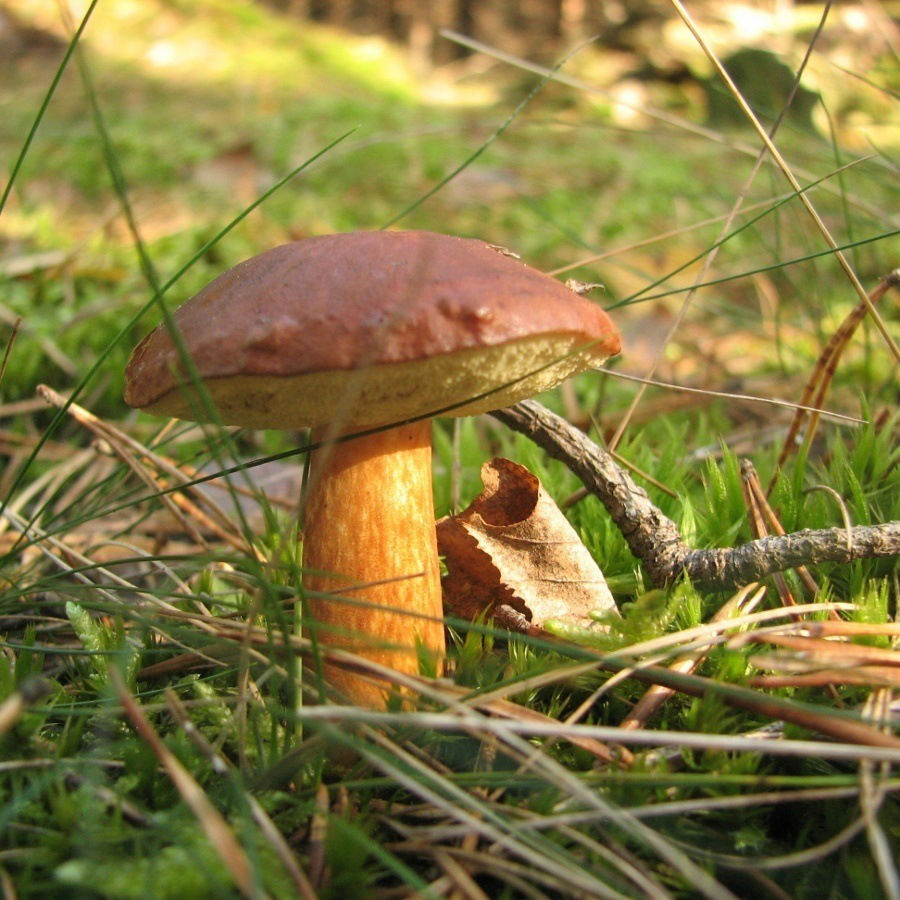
[124,230,620,707]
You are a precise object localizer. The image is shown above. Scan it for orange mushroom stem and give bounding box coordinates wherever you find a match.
[303,421,444,706]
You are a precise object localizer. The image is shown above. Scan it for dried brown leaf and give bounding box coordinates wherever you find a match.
[437,458,616,631]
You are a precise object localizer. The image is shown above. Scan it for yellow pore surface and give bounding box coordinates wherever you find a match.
[143,333,609,430]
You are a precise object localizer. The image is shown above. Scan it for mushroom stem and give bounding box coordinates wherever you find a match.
[302,420,445,707]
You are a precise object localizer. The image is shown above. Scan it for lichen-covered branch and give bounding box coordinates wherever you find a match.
[679,526,900,590]
[491,399,899,590]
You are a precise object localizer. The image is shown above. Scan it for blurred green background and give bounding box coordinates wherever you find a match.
[1,0,897,427]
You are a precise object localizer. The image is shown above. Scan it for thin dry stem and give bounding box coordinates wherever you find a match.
[742,461,798,606]
[743,460,822,597]
[37,384,254,554]
[669,0,899,362]
[769,270,899,488]
[620,584,764,731]
[296,705,900,762]
[748,669,900,689]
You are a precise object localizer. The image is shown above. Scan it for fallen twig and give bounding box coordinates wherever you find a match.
[490,399,899,590]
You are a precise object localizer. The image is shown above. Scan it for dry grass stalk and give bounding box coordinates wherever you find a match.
[748,668,900,689]
[743,617,900,688]
[769,270,900,490]
[670,0,899,362]
[601,602,855,663]
[358,724,715,898]
[0,448,95,544]
[358,728,621,898]
[36,384,256,555]
[0,318,21,387]
[434,847,492,900]
[291,706,900,764]
[307,783,330,891]
[620,584,765,731]
[139,594,900,761]
[859,691,900,897]
[737,632,900,668]
[741,459,823,601]
[38,385,210,547]
[742,462,797,606]
[205,592,900,752]
[607,660,900,749]
[800,620,900,638]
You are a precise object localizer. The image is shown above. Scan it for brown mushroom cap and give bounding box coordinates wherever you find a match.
[124,230,621,430]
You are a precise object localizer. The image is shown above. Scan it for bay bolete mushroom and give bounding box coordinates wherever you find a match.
[124,230,620,707]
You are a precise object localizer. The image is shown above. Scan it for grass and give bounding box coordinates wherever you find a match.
[1,0,898,897]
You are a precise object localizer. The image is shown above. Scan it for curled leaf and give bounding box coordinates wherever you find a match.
[437,458,617,632]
